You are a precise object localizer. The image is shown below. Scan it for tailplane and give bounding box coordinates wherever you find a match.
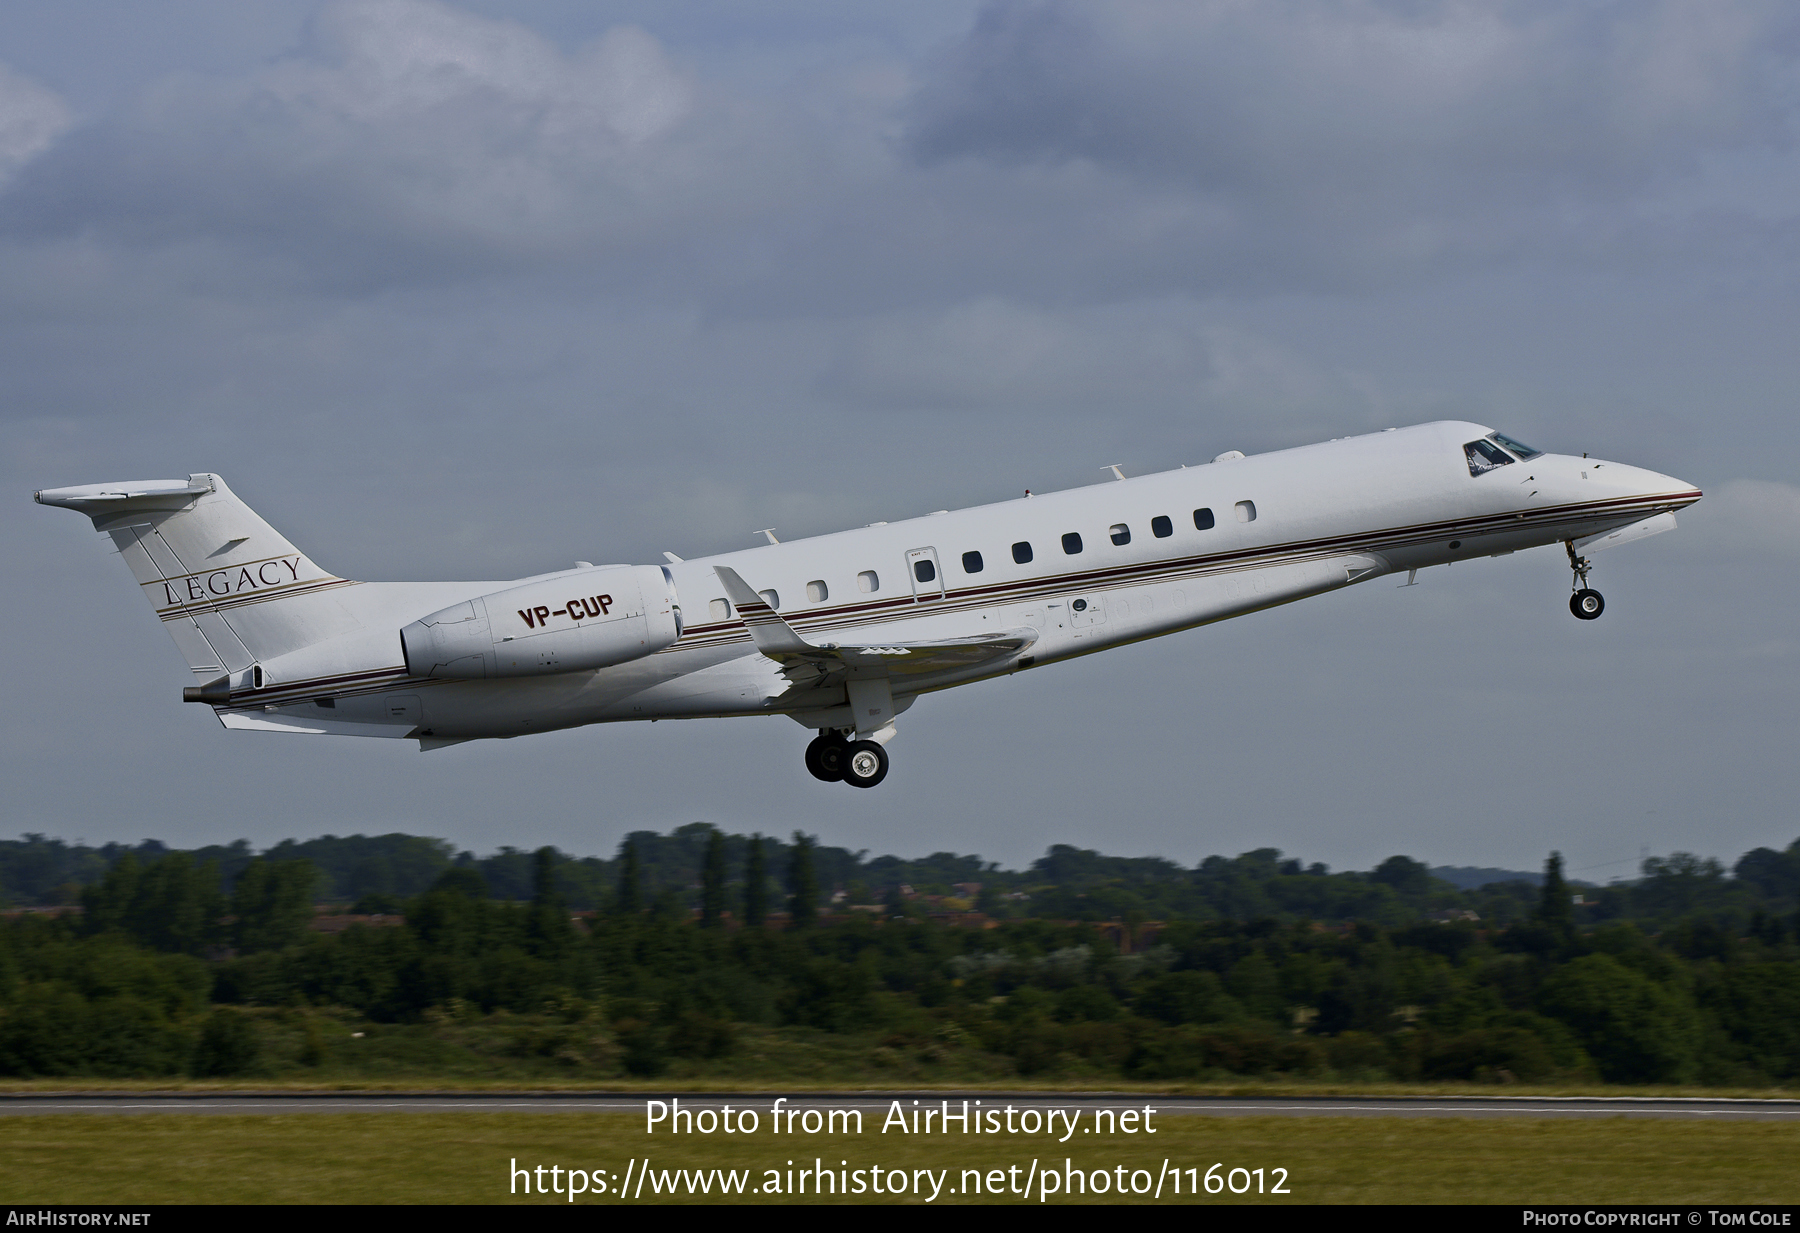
[36,475,362,685]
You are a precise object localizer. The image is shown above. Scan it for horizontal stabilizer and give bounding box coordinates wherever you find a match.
[35,477,214,523]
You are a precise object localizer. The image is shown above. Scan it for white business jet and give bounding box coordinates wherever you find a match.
[37,422,1698,788]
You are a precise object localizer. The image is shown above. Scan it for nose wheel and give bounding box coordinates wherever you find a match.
[1565,541,1604,620]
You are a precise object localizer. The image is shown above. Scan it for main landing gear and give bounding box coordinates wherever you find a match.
[1565,540,1604,621]
[805,731,889,788]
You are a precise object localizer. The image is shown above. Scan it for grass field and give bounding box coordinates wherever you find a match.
[1,1112,1795,1204]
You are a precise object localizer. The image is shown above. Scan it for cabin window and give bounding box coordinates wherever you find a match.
[806,580,828,603]
[709,598,731,620]
[857,570,879,593]
[1194,508,1215,530]
[1235,500,1256,523]
[962,551,984,573]
[1151,515,1172,538]
[1465,438,1515,475]
[913,559,936,583]
[759,589,780,610]
[1110,523,1130,546]
[1012,541,1033,564]
[1062,532,1083,554]
[1488,432,1542,460]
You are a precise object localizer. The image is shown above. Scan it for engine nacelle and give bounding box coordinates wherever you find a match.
[401,565,682,679]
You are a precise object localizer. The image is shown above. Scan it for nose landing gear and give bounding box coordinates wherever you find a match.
[1570,589,1604,620]
[1565,541,1604,620]
[805,730,891,787]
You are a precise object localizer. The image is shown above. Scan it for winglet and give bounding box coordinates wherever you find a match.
[713,566,812,655]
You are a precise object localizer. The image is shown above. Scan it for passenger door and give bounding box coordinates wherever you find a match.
[905,547,945,602]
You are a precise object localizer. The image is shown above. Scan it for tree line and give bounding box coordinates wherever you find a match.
[1,830,1798,1085]
[5,827,1798,933]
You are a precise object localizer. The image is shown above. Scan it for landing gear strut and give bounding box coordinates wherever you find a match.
[805,730,890,787]
[1565,541,1604,621]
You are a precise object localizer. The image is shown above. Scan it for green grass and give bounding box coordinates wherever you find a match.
[0,1113,1795,1204]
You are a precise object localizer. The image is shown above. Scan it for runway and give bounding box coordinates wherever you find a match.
[3,1092,1797,1120]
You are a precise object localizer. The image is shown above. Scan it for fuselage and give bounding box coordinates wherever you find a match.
[210,420,1697,744]
[38,420,1699,750]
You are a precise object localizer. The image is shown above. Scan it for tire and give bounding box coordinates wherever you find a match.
[805,733,847,782]
[842,740,889,789]
[1570,589,1604,620]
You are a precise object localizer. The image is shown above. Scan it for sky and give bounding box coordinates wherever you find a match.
[6,0,1800,879]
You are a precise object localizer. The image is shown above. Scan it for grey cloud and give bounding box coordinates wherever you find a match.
[0,62,71,183]
[911,0,1800,190]
[0,1,805,289]
[296,0,692,144]
[904,0,1800,281]
[12,0,1796,314]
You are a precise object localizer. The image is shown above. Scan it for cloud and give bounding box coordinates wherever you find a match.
[291,0,690,144]
[8,0,1796,309]
[1,1,731,282]
[911,0,1798,191]
[224,0,699,250]
[0,63,72,184]
[903,0,1800,281]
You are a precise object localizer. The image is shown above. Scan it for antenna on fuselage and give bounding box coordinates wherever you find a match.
[1103,464,1126,480]
[755,529,779,545]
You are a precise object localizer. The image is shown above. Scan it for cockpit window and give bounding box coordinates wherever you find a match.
[1487,432,1542,461]
[1464,439,1514,476]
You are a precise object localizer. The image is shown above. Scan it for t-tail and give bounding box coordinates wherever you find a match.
[34,475,363,701]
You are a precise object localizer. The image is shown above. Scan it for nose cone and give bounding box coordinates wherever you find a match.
[1639,467,1703,511]
[1586,459,1702,512]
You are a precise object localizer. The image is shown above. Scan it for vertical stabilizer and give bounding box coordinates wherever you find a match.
[36,475,362,683]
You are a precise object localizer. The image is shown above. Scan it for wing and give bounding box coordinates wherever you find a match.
[711,566,1034,691]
